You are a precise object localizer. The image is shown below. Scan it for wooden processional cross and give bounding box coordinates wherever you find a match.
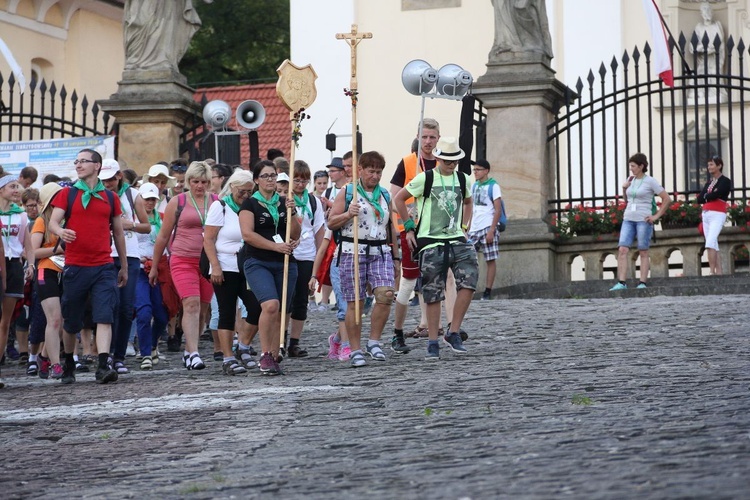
[335,24,372,324]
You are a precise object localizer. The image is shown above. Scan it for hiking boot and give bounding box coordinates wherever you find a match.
[443,332,468,354]
[365,343,386,361]
[391,335,410,354]
[39,356,51,379]
[425,342,440,361]
[222,359,247,376]
[350,350,367,367]
[61,361,76,384]
[95,366,118,384]
[327,333,341,360]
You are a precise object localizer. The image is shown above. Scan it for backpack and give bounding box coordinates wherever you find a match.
[479,178,507,233]
[171,192,219,278]
[414,169,468,250]
[332,183,392,264]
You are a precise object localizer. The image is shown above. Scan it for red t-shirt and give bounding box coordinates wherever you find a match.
[51,187,122,267]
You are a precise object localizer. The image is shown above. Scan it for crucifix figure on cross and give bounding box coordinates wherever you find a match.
[336,24,372,89]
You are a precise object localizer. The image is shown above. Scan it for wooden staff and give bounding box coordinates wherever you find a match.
[336,24,372,324]
[276,60,317,350]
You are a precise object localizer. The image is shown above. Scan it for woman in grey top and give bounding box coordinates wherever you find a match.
[610,153,670,291]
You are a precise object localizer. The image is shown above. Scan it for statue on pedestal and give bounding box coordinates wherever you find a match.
[689,1,726,103]
[123,0,213,74]
[490,0,553,63]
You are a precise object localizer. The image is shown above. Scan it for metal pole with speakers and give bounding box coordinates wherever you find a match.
[401,59,473,164]
[201,99,266,165]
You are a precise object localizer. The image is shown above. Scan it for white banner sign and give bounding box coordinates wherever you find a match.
[0,136,116,187]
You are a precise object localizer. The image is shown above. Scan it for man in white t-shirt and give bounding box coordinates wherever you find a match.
[467,159,503,301]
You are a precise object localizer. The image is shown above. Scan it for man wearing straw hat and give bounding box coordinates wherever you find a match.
[394,137,478,361]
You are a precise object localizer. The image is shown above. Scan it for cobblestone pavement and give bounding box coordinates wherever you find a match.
[0,295,748,499]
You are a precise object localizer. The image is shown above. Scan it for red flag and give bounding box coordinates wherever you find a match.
[642,0,674,87]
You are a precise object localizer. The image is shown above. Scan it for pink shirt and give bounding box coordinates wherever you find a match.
[170,193,214,259]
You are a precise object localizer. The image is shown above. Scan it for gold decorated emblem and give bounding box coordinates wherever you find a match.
[276,60,318,112]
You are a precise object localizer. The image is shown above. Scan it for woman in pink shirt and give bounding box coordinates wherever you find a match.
[149,161,216,370]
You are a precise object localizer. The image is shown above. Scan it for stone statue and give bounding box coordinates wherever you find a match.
[490,0,553,62]
[689,2,726,102]
[123,0,213,73]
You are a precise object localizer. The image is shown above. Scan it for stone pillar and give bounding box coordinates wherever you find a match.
[472,55,566,287]
[99,69,200,174]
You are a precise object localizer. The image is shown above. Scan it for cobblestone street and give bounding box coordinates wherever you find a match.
[0,295,748,499]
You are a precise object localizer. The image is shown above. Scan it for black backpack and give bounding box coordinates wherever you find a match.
[414,169,468,251]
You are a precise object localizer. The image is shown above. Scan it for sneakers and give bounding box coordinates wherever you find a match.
[222,359,247,376]
[186,353,206,370]
[6,345,19,361]
[26,360,38,376]
[443,332,468,353]
[637,282,648,289]
[481,290,491,300]
[259,352,281,376]
[287,344,308,358]
[327,334,341,360]
[113,360,129,374]
[425,342,440,361]
[338,345,352,362]
[140,357,153,370]
[50,363,63,379]
[166,336,181,352]
[235,348,257,369]
[350,350,367,367]
[408,295,420,307]
[609,282,627,291]
[125,343,136,357]
[39,356,51,379]
[95,365,118,384]
[61,361,76,384]
[391,336,411,354]
[366,342,386,361]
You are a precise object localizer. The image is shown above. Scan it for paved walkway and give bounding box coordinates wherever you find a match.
[0,295,748,499]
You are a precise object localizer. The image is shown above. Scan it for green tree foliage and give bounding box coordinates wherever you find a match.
[181,0,290,87]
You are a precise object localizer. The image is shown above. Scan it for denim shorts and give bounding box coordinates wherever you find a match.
[618,220,653,250]
[243,257,297,310]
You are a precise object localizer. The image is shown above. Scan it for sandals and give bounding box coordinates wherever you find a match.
[186,353,205,371]
[287,345,308,358]
[410,326,428,338]
[235,348,256,369]
[222,359,247,376]
[140,357,153,370]
[26,360,38,376]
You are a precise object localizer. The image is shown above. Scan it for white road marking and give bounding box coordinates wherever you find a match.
[0,385,341,422]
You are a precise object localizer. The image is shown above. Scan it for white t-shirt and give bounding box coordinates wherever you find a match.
[205,200,243,273]
[471,181,502,230]
[111,187,141,259]
[293,193,326,262]
[1,210,28,259]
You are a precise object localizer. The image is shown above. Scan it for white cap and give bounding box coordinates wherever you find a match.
[142,164,176,188]
[98,159,121,180]
[277,172,290,182]
[138,182,160,200]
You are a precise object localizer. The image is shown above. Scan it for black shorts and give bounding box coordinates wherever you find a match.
[35,267,63,302]
[5,258,24,298]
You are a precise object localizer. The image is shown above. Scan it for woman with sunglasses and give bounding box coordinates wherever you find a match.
[239,160,300,375]
[203,170,258,375]
[697,156,733,275]
[149,161,216,370]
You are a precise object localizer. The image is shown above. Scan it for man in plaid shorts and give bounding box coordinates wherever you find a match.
[466,159,503,300]
[327,151,399,367]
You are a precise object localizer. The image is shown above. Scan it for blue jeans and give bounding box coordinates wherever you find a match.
[329,259,347,322]
[135,269,168,357]
[618,220,653,250]
[112,257,141,361]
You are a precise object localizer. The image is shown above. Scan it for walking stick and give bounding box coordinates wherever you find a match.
[276,60,317,351]
[336,25,372,325]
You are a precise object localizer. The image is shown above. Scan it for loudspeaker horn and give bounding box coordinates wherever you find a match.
[202,100,232,130]
[401,59,438,96]
[236,100,266,130]
[436,64,473,97]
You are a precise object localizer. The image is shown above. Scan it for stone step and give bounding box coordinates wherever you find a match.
[489,273,750,299]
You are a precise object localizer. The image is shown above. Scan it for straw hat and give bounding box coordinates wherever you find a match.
[39,183,63,214]
[433,136,465,161]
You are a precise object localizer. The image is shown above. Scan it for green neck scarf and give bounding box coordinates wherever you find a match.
[148,210,161,243]
[252,191,280,229]
[73,179,106,209]
[222,194,240,214]
[293,191,312,220]
[117,182,131,212]
[0,203,25,216]
[356,182,385,220]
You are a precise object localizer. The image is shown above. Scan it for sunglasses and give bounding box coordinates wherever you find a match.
[171,165,188,173]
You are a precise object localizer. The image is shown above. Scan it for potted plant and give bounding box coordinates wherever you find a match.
[660,196,702,229]
[602,200,626,233]
[556,204,605,237]
[727,199,750,230]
